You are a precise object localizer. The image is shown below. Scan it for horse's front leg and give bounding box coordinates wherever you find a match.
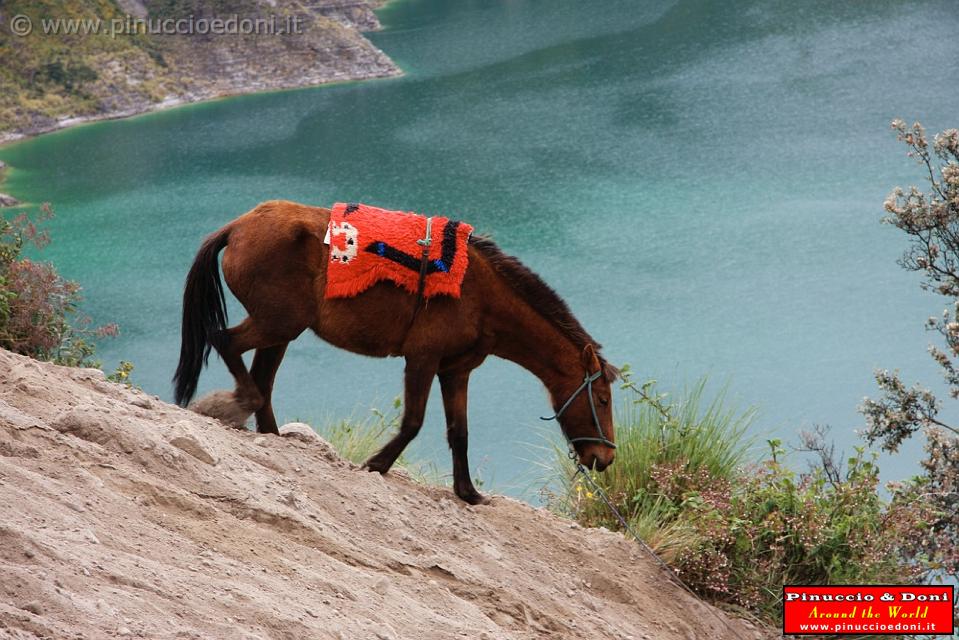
[363,358,438,474]
[439,370,488,505]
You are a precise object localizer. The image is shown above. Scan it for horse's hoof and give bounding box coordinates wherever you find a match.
[362,458,390,474]
[255,426,280,436]
[456,489,490,506]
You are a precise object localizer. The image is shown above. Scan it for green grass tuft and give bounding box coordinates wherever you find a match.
[548,375,756,531]
[294,397,442,484]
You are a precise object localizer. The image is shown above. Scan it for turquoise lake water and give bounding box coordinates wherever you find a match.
[2,0,958,496]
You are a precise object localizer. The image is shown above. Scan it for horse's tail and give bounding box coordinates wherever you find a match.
[173,224,231,406]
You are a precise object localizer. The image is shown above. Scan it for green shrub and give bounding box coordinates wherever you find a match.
[107,360,136,386]
[0,203,116,366]
[36,60,98,93]
[547,371,937,625]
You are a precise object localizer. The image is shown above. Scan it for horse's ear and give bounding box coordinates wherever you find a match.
[581,344,601,372]
[602,361,621,382]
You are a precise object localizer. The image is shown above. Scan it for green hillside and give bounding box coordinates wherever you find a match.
[0,0,398,140]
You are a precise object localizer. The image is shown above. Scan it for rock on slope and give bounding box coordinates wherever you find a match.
[0,349,756,640]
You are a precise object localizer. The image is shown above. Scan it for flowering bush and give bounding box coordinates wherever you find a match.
[862,120,959,577]
[0,203,117,366]
[687,440,931,617]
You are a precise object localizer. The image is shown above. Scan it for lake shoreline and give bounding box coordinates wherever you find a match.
[0,68,403,150]
[0,0,406,151]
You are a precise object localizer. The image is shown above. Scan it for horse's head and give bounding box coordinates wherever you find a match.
[552,344,618,471]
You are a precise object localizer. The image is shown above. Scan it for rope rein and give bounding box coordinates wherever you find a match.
[572,463,750,640]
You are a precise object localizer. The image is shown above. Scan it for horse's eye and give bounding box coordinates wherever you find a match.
[599,397,609,407]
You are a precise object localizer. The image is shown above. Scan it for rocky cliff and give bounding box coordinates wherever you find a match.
[0,0,399,143]
[0,348,762,639]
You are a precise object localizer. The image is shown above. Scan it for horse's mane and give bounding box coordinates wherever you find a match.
[468,236,618,380]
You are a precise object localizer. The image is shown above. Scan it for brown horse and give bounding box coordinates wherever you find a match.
[173,200,617,504]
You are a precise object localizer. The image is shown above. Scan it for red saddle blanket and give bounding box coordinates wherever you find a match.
[324,202,474,300]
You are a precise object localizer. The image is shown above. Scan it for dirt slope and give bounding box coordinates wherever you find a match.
[0,349,759,640]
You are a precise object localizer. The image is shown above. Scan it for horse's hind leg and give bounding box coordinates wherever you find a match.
[250,344,288,435]
[364,358,438,473]
[190,318,270,429]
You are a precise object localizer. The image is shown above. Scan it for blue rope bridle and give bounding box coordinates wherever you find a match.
[541,369,616,454]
